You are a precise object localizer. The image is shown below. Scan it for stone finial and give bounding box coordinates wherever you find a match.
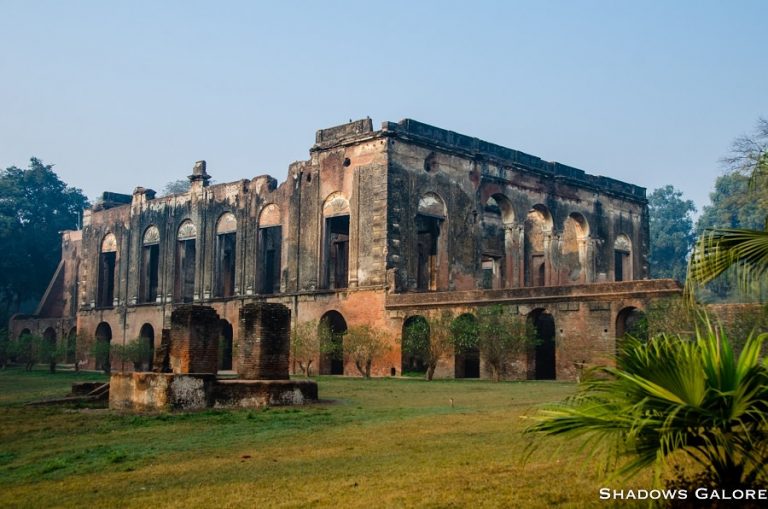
[188,160,211,187]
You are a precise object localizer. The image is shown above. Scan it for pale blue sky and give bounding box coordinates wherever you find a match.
[1,1,766,212]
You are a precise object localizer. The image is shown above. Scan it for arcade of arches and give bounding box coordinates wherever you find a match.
[10,117,682,380]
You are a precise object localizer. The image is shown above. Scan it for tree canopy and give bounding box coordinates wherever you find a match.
[0,158,89,324]
[687,118,768,301]
[648,185,696,282]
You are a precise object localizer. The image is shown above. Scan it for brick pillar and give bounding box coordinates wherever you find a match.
[169,305,220,374]
[237,303,290,380]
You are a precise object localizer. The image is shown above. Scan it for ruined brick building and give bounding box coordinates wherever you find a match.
[10,118,680,380]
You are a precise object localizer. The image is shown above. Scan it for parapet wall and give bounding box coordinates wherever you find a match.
[382,118,646,201]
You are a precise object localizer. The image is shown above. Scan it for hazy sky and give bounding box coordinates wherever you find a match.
[2,1,766,213]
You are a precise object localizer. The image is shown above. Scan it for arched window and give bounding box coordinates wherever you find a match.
[258,204,282,294]
[175,220,197,303]
[524,205,553,287]
[416,193,446,291]
[614,234,632,281]
[215,213,237,297]
[561,213,590,284]
[140,226,160,303]
[481,194,515,289]
[322,193,350,290]
[97,233,117,307]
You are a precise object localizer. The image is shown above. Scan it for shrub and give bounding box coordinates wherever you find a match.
[527,320,768,492]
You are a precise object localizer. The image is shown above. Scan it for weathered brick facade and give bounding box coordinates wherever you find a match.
[11,118,681,380]
[237,303,291,380]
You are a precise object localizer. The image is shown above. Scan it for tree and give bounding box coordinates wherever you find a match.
[343,324,391,379]
[90,339,112,374]
[688,119,768,299]
[112,339,154,372]
[7,332,65,372]
[401,311,456,381]
[527,323,768,493]
[0,159,89,325]
[648,185,696,281]
[475,305,538,382]
[162,179,191,196]
[694,171,768,301]
[291,320,322,377]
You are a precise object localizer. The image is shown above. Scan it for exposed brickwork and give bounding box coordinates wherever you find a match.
[237,303,291,380]
[169,306,220,374]
[13,117,691,381]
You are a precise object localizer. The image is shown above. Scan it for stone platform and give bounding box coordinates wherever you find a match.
[109,372,318,412]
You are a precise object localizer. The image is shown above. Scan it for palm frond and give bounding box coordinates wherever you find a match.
[687,228,768,299]
[525,323,768,488]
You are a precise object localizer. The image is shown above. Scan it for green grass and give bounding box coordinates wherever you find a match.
[0,367,649,508]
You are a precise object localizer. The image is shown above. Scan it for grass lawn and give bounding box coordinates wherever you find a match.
[0,367,649,508]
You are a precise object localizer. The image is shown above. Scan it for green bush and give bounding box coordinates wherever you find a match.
[527,319,768,491]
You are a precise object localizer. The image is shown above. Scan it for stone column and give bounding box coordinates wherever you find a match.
[237,303,291,380]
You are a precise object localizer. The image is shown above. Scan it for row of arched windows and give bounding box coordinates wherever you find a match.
[415,190,634,290]
[95,188,635,306]
[96,208,283,308]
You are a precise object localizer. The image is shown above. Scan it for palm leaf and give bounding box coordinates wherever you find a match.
[687,228,768,296]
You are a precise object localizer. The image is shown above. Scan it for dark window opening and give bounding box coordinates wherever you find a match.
[481,256,500,290]
[319,311,347,375]
[215,233,236,297]
[324,216,349,290]
[140,244,159,303]
[416,214,440,291]
[97,252,116,308]
[615,250,630,281]
[532,312,556,380]
[259,226,282,294]
[139,324,154,371]
[218,320,233,371]
[95,322,112,373]
[456,347,480,378]
[66,328,77,364]
[175,239,196,303]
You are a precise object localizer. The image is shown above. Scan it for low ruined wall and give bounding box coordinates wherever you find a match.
[212,380,318,408]
[110,373,318,412]
[109,373,215,411]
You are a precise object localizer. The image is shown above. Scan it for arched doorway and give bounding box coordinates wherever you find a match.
[530,309,556,380]
[43,327,57,369]
[616,307,647,347]
[453,313,480,379]
[139,324,155,371]
[95,322,112,373]
[66,327,77,364]
[43,327,56,346]
[319,311,347,375]
[218,319,233,371]
[401,316,429,375]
